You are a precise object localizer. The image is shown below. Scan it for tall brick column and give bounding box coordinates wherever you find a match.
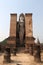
[25,13,35,54]
[7,14,17,51]
[25,13,33,37]
[10,14,17,37]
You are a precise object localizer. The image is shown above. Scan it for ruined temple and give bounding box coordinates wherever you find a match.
[7,13,35,54]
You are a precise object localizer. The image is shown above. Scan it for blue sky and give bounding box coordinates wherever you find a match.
[0,0,43,43]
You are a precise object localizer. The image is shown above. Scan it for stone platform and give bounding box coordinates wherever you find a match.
[0,53,43,65]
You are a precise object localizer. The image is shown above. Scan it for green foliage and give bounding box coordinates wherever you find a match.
[0,39,7,45]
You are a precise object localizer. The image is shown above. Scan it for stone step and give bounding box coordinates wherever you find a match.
[17,47,25,53]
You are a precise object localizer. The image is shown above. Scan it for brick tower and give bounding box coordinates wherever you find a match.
[25,13,35,54]
[7,14,17,50]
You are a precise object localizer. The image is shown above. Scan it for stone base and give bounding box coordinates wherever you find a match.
[6,36,16,52]
[6,36,35,54]
[3,48,11,63]
[25,37,35,54]
[25,44,33,55]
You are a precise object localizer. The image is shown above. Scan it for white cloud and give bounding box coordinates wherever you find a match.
[0,31,8,42]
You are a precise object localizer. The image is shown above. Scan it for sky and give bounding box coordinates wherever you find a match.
[0,0,43,43]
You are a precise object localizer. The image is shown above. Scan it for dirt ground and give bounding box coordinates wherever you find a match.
[0,52,43,65]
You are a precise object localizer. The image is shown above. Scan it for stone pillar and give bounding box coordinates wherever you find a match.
[7,14,17,50]
[25,13,33,37]
[25,13,35,53]
[10,14,17,37]
[3,48,11,63]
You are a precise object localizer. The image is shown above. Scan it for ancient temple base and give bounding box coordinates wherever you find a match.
[25,44,33,55]
[25,37,35,55]
[29,44,33,55]
[7,36,16,53]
